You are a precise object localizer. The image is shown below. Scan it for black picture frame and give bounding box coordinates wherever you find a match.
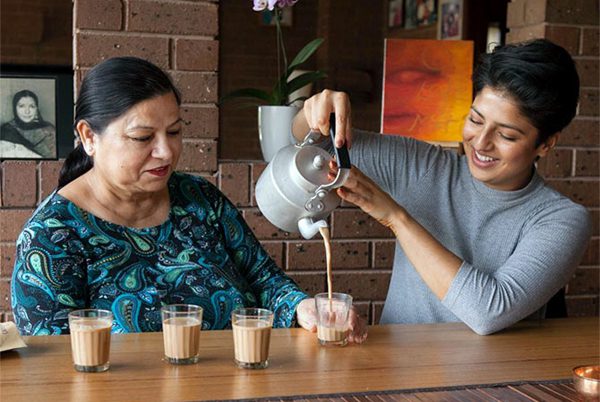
[0,65,74,160]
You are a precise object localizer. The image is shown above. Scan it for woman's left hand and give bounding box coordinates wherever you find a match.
[296,298,368,344]
[334,163,404,231]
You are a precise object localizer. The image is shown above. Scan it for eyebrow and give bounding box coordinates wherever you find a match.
[470,107,526,135]
[125,117,183,132]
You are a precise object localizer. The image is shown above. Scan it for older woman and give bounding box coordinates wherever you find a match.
[0,89,56,158]
[292,39,592,335]
[11,57,367,341]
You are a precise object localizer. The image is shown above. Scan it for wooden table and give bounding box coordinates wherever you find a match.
[1,317,598,401]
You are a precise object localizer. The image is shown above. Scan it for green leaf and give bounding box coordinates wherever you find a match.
[288,38,324,73]
[286,71,327,94]
[219,88,272,104]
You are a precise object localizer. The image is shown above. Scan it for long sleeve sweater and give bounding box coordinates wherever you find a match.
[346,129,591,335]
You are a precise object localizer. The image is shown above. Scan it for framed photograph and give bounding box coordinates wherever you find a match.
[416,0,437,27]
[438,0,463,40]
[404,0,417,29]
[0,66,73,160]
[388,0,404,29]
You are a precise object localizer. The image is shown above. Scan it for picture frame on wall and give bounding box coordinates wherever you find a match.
[404,0,418,29]
[0,66,73,160]
[388,0,404,29]
[438,0,463,40]
[416,0,437,27]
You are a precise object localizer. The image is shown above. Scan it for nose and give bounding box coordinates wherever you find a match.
[151,135,174,161]
[473,125,494,151]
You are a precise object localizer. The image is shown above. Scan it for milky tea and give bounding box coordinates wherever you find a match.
[68,309,113,372]
[232,308,274,369]
[161,304,203,365]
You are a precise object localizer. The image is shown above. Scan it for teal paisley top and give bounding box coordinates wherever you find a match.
[11,172,308,335]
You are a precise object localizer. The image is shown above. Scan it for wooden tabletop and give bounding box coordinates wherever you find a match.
[1,317,598,402]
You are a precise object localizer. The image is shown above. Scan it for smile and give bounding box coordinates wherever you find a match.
[471,149,498,167]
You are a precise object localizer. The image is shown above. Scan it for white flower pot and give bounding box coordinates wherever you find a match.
[258,105,299,162]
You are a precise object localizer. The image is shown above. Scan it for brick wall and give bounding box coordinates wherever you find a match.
[506,0,600,316]
[0,0,597,324]
[0,0,72,65]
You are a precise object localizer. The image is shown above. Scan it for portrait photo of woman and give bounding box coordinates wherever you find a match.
[0,77,58,159]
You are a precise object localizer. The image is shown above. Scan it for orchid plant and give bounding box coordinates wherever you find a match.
[221,0,326,106]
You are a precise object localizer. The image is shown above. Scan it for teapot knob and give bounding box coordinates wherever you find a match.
[312,155,326,170]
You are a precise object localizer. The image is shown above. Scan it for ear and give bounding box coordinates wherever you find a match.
[75,120,96,156]
[535,133,559,159]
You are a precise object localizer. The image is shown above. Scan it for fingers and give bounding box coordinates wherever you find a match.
[347,307,368,344]
[296,298,317,332]
[303,90,352,148]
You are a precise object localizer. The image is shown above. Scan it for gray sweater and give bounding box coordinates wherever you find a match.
[347,130,592,335]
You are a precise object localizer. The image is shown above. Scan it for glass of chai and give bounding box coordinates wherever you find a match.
[68,309,113,372]
[231,308,274,369]
[315,292,352,347]
[161,304,203,365]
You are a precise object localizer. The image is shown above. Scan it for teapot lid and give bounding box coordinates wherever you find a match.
[291,145,332,190]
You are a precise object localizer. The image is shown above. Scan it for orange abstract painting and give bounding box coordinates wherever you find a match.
[381,39,473,143]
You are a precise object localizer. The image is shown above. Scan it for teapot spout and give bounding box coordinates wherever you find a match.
[298,218,328,240]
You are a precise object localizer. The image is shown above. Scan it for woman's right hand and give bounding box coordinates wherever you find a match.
[292,90,354,149]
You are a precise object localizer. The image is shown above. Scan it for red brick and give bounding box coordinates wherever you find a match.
[582,28,599,57]
[75,0,122,31]
[76,33,169,69]
[506,0,526,28]
[39,160,62,200]
[175,39,219,71]
[566,295,598,317]
[524,0,547,25]
[373,240,395,269]
[544,25,579,55]
[546,0,600,25]
[590,209,599,236]
[372,301,385,325]
[353,301,370,323]
[250,162,268,206]
[580,238,599,266]
[127,0,218,36]
[575,150,599,177]
[285,272,325,295]
[171,72,218,104]
[242,209,301,240]
[331,209,393,239]
[0,9,44,44]
[506,24,545,44]
[560,119,600,147]
[181,106,218,139]
[0,280,11,311]
[1,161,37,207]
[567,268,599,295]
[287,241,369,270]
[536,149,572,178]
[219,163,250,207]
[548,180,600,207]
[0,245,16,279]
[0,209,33,242]
[576,59,599,87]
[178,140,217,173]
[579,89,599,117]
[260,241,284,269]
[332,272,391,302]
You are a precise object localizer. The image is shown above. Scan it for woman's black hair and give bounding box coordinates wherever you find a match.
[472,39,579,146]
[58,57,181,188]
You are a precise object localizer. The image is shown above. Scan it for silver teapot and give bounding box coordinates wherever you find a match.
[255,114,351,239]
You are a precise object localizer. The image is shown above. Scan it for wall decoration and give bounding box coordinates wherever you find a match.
[438,0,463,40]
[381,39,473,144]
[388,0,404,29]
[416,0,437,27]
[404,0,417,29]
[0,66,73,160]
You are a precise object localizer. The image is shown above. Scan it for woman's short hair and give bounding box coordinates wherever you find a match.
[58,57,181,188]
[472,39,579,146]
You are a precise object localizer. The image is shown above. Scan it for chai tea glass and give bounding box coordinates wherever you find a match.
[315,292,352,347]
[161,304,203,365]
[68,309,113,372]
[231,308,274,369]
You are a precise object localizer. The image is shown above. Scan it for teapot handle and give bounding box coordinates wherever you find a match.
[304,114,351,213]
